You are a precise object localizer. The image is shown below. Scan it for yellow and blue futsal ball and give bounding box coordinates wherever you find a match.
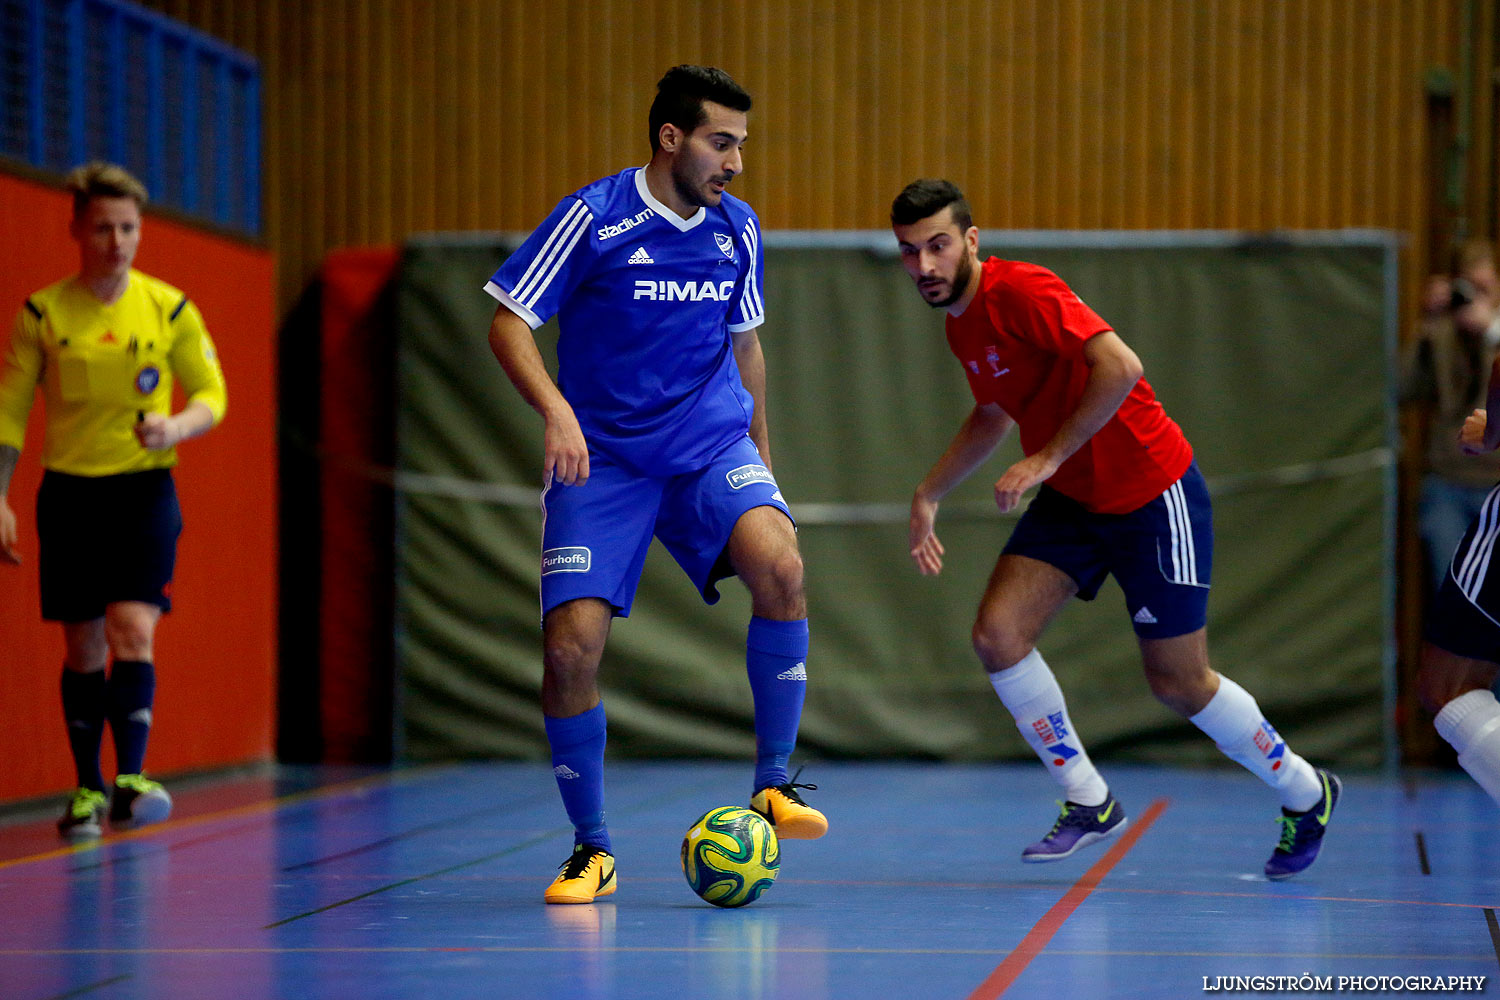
[680,806,779,907]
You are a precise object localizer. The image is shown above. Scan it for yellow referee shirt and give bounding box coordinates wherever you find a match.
[0,270,228,477]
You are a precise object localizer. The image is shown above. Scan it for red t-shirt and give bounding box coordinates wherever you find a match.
[945,257,1193,514]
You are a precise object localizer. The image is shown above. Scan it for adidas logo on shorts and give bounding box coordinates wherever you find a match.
[627,246,654,264]
[553,764,581,779]
[1132,607,1158,624]
[777,663,807,681]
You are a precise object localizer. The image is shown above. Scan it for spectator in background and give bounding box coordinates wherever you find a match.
[1402,239,1500,593]
[0,162,228,840]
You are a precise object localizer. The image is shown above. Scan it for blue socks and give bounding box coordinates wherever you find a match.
[544,703,611,853]
[746,616,809,792]
[107,660,155,777]
[60,668,107,792]
[543,618,807,849]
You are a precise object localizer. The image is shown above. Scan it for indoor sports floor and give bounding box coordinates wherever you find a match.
[0,760,1496,999]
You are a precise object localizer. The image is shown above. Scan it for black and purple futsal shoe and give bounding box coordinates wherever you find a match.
[1021,791,1128,862]
[1265,769,1341,880]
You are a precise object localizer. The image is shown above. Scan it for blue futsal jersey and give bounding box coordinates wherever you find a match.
[485,167,765,477]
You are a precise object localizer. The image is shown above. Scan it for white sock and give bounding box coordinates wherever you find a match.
[1189,674,1322,811]
[1434,689,1500,806]
[989,649,1108,806]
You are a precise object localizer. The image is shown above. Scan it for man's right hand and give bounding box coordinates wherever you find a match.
[543,405,591,486]
[1421,274,1453,317]
[0,495,20,565]
[1460,408,1493,455]
[909,493,945,576]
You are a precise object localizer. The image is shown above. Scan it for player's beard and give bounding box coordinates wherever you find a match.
[926,251,974,309]
[672,160,727,209]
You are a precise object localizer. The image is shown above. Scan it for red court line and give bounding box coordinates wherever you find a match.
[967,797,1170,1000]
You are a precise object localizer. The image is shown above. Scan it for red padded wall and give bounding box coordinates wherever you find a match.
[317,247,399,762]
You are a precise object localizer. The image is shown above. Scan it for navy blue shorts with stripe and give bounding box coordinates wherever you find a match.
[36,469,182,622]
[1002,461,1213,639]
[1427,481,1500,663]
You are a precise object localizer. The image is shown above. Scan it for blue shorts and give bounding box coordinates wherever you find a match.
[1426,483,1500,663]
[1002,461,1213,639]
[539,435,794,618]
[37,469,182,622]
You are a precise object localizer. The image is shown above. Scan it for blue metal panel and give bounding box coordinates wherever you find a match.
[143,20,162,208]
[64,0,83,167]
[25,0,44,164]
[106,5,123,162]
[179,38,196,214]
[5,0,261,234]
[213,58,230,225]
[244,72,261,233]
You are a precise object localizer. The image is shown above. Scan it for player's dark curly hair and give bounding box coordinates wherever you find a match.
[891,178,973,232]
[648,65,752,152]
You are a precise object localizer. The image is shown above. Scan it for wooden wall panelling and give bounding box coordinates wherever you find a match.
[1472,0,1498,240]
[123,0,1470,322]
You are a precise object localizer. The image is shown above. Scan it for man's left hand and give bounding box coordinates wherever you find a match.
[994,453,1059,513]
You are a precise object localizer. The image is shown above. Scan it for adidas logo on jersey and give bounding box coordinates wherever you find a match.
[1132,607,1158,624]
[627,246,654,264]
[777,663,807,681]
[553,764,581,779]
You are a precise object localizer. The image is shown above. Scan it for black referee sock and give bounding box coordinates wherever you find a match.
[60,668,107,792]
[106,660,156,777]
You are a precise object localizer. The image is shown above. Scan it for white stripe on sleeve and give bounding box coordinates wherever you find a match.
[735,221,764,328]
[1457,491,1500,593]
[1459,491,1500,599]
[511,200,592,309]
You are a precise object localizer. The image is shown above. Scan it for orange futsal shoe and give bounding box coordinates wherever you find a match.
[749,774,828,841]
[544,845,617,904]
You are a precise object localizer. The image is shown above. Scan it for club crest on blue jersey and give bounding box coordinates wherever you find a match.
[135,366,161,394]
[715,232,735,259]
[542,546,592,575]
[726,464,775,490]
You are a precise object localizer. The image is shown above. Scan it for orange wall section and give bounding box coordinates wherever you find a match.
[0,168,278,804]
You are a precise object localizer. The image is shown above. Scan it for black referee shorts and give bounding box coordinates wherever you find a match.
[36,469,183,622]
